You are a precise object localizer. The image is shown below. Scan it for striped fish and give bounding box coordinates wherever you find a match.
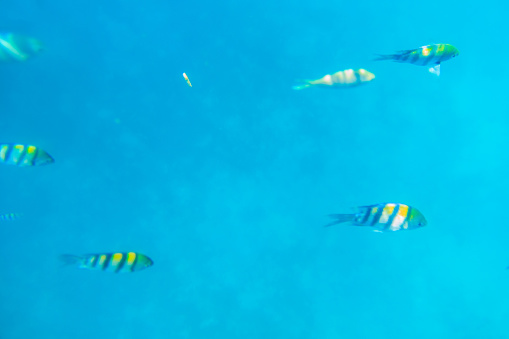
[0,144,54,167]
[326,203,427,232]
[0,33,43,61]
[292,68,375,90]
[0,213,21,221]
[375,44,459,76]
[60,252,154,273]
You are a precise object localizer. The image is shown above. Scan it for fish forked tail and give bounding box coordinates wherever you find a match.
[324,213,356,227]
[373,54,396,61]
[292,84,311,90]
[292,79,313,90]
[59,254,84,267]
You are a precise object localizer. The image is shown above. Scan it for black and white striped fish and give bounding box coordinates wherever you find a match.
[293,68,375,90]
[375,44,459,76]
[60,252,153,273]
[0,144,54,167]
[326,203,427,232]
[0,33,43,61]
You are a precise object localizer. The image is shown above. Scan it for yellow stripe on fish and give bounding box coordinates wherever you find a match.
[0,33,43,62]
[326,203,427,232]
[60,252,154,273]
[126,252,137,266]
[0,143,54,166]
[293,68,375,90]
[375,44,459,75]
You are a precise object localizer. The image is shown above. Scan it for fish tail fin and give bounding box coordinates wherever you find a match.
[59,254,84,268]
[324,213,356,227]
[373,54,395,61]
[292,80,312,90]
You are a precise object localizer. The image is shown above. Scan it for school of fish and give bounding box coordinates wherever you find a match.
[1,31,464,276]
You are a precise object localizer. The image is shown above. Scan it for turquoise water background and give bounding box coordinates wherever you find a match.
[1,0,508,338]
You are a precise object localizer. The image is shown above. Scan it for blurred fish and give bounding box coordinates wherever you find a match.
[0,213,21,221]
[60,252,154,273]
[0,33,43,61]
[0,144,54,166]
[183,72,192,87]
[375,44,459,76]
[326,203,427,232]
[293,68,375,90]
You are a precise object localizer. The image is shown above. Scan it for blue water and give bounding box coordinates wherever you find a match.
[1,0,508,338]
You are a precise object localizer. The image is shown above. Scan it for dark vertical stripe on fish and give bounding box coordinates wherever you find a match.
[31,148,39,165]
[2,213,15,220]
[9,146,22,165]
[130,253,139,272]
[400,53,410,62]
[385,204,401,230]
[406,206,412,227]
[102,254,112,271]
[16,147,28,166]
[3,145,13,164]
[370,206,384,226]
[423,48,437,66]
[410,52,420,65]
[115,253,127,273]
[437,50,449,63]
[359,208,371,225]
[90,255,98,268]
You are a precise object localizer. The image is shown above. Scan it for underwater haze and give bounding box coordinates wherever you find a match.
[1,0,508,338]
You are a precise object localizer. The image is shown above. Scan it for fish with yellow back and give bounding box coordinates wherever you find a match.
[326,203,427,232]
[60,252,154,273]
[375,44,459,76]
[0,144,54,167]
[293,68,375,90]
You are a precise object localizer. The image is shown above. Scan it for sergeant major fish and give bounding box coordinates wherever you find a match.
[326,203,427,232]
[0,144,54,166]
[375,44,459,76]
[293,68,375,90]
[0,33,43,62]
[60,252,154,273]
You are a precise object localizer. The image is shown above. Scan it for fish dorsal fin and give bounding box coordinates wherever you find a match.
[396,49,415,55]
[357,203,385,209]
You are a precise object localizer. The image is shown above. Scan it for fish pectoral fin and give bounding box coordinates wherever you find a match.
[429,63,441,76]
